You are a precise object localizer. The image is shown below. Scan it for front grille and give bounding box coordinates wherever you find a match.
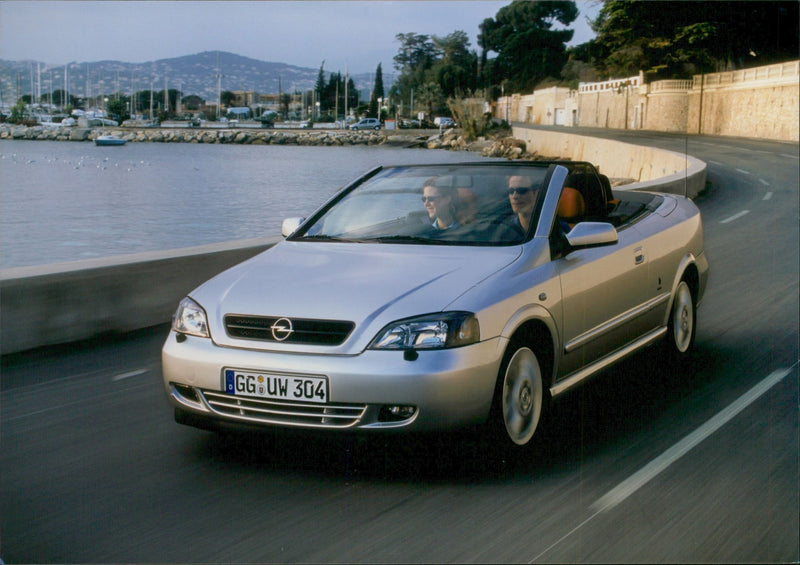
[224,315,355,346]
[201,389,367,429]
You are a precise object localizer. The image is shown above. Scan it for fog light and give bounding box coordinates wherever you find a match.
[173,383,199,403]
[379,404,417,422]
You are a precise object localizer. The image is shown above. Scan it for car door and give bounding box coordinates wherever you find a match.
[555,222,652,377]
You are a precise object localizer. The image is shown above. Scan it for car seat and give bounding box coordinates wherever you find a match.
[557,187,586,229]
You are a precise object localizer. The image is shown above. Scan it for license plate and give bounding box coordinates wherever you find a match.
[224,369,328,404]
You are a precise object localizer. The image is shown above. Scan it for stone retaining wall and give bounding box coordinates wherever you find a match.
[0,124,400,146]
[496,60,799,142]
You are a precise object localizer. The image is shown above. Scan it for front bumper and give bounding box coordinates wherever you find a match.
[162,331,506,432]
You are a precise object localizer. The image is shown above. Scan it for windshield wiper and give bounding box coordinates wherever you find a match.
[298,234,361,243]
[363,235,451,245]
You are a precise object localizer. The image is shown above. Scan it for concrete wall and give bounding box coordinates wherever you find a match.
[0,133,705,355]
[687,62,800,140]
[1,236,281,354]
[511,126,706,199]
[644,81,693,132]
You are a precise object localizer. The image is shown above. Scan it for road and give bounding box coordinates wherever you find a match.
[2,130,798,563]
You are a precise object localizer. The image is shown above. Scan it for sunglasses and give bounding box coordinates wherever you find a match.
[507,187,533,196]
[421,196,442,203]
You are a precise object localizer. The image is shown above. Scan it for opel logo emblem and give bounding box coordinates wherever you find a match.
[270,318,294,341]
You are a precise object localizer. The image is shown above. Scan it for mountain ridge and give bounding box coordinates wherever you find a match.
[0,50,382,104]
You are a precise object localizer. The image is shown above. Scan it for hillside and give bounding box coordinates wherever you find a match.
[0,51,381,104]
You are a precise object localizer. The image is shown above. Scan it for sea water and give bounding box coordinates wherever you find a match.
[1,140,484,268]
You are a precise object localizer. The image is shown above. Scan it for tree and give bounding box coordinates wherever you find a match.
[9,99,27,123]
[280,92,292,119]
[478,0,578,92]
[415,81,446,118]
[133,90,158,116]
[430,31,479,98]
[315,60,326,112]
[392,33,439,113]
[589,0,800,78]
[220,90,236,108]
[181,95,205,111]
[106,97,129,122]
[369,63,385,119]
[393,32,439,71]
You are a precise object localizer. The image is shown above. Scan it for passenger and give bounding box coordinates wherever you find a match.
[422,177,459,230]
[506,175,539,232]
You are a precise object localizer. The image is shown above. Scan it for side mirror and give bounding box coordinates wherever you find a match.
[281,217,305,238]
[565,222,618,249]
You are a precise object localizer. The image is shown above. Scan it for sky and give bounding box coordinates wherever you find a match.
[0,0,600,73]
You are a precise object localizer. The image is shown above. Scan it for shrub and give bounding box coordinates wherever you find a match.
[447,98,493,141]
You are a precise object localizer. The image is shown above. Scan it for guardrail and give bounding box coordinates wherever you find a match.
[0,133,707,355]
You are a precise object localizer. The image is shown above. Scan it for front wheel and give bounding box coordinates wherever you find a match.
[490,345,546,448]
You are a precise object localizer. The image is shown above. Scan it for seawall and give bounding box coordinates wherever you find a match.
[0,123,411,146]
[0,132,706,355]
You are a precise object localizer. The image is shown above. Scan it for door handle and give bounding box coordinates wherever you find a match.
[634,247,645,265]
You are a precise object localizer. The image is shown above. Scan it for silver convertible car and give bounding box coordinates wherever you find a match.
[162,161,709,449]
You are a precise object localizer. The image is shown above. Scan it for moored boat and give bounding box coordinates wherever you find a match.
[94,134,127,146]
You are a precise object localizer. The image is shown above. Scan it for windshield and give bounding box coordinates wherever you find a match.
[294,164,550,246]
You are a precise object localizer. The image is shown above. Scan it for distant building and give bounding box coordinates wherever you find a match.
[231,91,257,107]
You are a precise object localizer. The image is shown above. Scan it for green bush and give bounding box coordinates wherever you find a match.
[447,98,493,141]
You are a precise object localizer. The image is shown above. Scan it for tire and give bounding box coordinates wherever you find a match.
[666,279,696,360]
[490,343,547,448]
[374,126,380,130]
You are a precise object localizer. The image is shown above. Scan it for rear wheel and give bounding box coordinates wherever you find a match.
[666,280,696,359]
[490,344,546,448]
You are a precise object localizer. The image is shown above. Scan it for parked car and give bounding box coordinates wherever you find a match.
[400,119,421,129]
[350,118,381,131]
[162,161,708,450]
[435,117,456,128]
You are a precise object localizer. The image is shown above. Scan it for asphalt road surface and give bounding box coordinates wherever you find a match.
[2,129,798,563]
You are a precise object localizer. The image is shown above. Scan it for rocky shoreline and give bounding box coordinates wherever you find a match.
[0,123,546,160]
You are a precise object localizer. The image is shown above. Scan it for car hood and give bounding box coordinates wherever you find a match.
[192,240,522,353]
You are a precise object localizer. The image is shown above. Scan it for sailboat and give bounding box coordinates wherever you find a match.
[94,133,127,146]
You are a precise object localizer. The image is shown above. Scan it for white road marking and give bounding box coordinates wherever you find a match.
[591,367,793,513]
[720,210,750,223]
[763,192,773,201]
[779,153,798,159]
[758,178,770,186]
[530,365,795,563]
[735,168,751,175]
[111,368,148,382]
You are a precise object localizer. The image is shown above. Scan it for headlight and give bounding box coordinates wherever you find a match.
[369,312,479,350]
[172,297,209,338]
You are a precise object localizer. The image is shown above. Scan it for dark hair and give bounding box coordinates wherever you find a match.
[423,177,457,201]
